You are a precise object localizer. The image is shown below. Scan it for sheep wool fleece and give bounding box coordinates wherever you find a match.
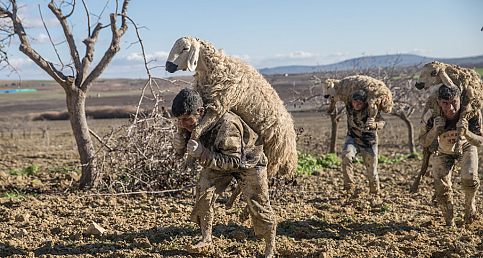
[191,111,276,237]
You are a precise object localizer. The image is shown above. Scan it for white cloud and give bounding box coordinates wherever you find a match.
[275,51,319,60]
[409,48,430,55]
[32,33,50,44]
[17,5,59,29]
[126,51,169,62]
[7,57,34,67]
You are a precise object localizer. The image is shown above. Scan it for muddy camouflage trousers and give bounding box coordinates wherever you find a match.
[341,136,380,193]
[432,144,480,210]
[190,165,276,237]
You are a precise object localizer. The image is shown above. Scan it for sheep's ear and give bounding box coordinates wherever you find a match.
[439,70,456,87]
[187,41,200,72]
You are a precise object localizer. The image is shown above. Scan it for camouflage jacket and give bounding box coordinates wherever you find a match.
[196,111,267,171]
[346,102,385,148]
[420,110,482,154]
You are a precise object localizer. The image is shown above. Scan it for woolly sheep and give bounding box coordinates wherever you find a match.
[165,36,298,179]
[321,75,394,129]
[415,61,483,154]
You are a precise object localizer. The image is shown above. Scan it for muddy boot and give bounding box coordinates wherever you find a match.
[369,179,380,195]
[342,156,355,194]
[464,191,477,224]
[440,200,455,227]
[263,226,276,258]
[342,184,356,195]
[462,179,479,225]
[239,205,250,222]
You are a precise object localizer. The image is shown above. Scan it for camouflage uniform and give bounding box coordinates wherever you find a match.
[341,102,385,194]
[189,111,276,240]
[420,110,482,225]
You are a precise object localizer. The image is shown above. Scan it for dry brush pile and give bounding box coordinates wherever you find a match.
[93,111,199,193]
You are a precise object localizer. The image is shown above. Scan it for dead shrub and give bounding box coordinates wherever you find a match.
[95,111,198,192]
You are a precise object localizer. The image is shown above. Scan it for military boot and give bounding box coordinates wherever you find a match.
[263,224,276,258]
[369,179,380,195]
[464,191,477,224]
[440,200,455,227]
[342,156,355,194]
[462,179,479,224]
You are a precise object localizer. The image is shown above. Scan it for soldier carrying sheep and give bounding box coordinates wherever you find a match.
[419,84,483,227]
[322,75,392,196]
[171,88,276,258]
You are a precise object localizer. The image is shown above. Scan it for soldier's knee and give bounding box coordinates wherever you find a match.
[342,154,353,165]
[462,179,480,191]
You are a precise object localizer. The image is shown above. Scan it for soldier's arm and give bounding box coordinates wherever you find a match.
[460,117,483,148]
[200,120,242,171]
[420,116,444,147]
[464,130,483,147]
[374,112,386,130]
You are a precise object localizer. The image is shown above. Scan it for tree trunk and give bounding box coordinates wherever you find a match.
[66,89,99,189]
[329,108,339,154]
[391,113,416,154]
[403,115,416,153]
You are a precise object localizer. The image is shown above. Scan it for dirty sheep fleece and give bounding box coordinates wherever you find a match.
[166,36,298,178]
[322,75,394,125]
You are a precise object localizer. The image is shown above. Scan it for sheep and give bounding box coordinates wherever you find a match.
[165,36,298,181]
[321,75,394,129]
[414,61,483,154]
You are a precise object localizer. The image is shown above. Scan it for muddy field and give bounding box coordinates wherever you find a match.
[0,111,482,258]
[0,75,483,257]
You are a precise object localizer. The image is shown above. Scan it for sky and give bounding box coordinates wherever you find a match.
[1,0,482,80]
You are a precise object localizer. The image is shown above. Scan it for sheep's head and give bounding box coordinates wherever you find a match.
[166,36,200,73]
[322,79,337,99]
[415,61,455,90]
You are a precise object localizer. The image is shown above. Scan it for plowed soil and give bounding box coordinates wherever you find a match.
[1,112,482,258]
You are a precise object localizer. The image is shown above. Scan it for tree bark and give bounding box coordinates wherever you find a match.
[329,107,338,154]
[65,87,99,189]
[391,113,416,154]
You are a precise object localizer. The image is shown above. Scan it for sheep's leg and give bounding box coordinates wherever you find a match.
[454,105,469,155]
[175,121,187,159]
[454,125,463,155]
[409,147,432,193]
[182,106,222,168]
[174,120,197,169]
[362,104,377,132]
[191,105,223,140]
[225,185,242,209]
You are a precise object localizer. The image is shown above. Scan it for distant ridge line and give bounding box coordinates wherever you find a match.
[258,54,483,75]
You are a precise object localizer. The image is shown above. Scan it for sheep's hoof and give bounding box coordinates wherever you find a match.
[454,142,462,155]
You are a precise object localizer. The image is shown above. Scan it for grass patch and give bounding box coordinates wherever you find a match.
[48,166,81,174]
[1,189,40,199]
[9,164,40,176]
[354,153,422,164]
[474,68,483,76]
[297,152,340,175]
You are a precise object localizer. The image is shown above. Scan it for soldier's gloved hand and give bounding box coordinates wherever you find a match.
[173,133,186,150]
[187,139,204,158]
[365,117,376,129]
[433,116,445,130]
[456,118,468,136]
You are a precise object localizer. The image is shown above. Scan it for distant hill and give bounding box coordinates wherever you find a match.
[259,54,483,75]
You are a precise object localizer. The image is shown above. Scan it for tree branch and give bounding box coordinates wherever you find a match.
[82,0,129,91]
[1,0,70,87]
[48,0,82,84]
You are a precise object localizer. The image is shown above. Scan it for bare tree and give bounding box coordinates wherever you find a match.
[0,0,130,189]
